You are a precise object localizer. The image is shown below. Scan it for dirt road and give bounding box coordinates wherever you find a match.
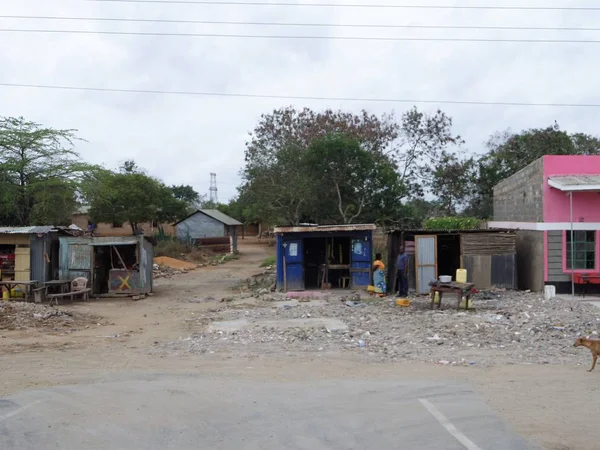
[1,241,598,449]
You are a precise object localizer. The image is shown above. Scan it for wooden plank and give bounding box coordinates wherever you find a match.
[14,247,30,281]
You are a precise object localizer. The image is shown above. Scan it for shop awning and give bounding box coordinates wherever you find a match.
[548,175,600,192]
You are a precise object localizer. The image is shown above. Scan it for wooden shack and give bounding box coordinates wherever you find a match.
[387,230,517,294]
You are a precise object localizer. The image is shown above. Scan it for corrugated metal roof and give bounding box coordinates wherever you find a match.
[386,228,516,234]
[173,209,242,226]
[199,209,242,226]
[548,175,600,192]
[0,226,55,234]
[274,224,376,233]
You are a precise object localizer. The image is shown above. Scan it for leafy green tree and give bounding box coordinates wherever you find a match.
[0,116,87,225]
[429,151,476,215]
[170,184,203,211]
[305,134,402,224]
[82,162,188,234]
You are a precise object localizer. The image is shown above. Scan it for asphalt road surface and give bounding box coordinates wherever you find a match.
[0,374,534,449]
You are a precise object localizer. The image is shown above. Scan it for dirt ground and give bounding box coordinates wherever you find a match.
[1,240,598,450]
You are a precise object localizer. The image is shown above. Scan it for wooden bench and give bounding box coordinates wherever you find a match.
[47,288,91,305]
[35,277,91,305]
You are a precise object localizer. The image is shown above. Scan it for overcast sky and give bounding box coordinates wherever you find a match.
[2,0,599,201]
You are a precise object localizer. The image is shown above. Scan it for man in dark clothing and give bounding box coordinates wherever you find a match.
[395,246,409,297]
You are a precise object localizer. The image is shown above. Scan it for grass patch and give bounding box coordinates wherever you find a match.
[260,256,276,267]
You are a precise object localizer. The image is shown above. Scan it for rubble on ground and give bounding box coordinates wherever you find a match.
[0,301,90,331]
[241,266,276,294]
[156,289,600,367]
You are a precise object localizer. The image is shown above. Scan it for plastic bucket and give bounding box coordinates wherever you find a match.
[544,285,556,301]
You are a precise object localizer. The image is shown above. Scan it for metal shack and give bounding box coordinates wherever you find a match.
[0,226,60,284]
[174,209,242,253]
[387,229,517,294]
[275,224,376,292]
[58,235,154,296]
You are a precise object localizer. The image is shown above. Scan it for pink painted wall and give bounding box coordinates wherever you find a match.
[543,155,600,222]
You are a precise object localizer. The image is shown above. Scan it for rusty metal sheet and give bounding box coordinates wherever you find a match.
[275,224,376,234]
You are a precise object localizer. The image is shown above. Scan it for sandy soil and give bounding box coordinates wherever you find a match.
[0,240,598,450]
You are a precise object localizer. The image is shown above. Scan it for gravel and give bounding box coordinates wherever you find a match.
[156,290,600,367]
[0,301,89,331]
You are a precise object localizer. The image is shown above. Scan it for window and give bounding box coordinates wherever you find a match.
[112,222,124,228]
[566,231,596,270]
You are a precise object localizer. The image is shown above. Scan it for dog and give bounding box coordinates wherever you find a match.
[573,338,600,372]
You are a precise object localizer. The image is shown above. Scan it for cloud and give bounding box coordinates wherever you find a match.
[1,0,598,201]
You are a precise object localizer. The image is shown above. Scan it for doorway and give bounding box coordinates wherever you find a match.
[437,234,461,281]
[303,238,327,288]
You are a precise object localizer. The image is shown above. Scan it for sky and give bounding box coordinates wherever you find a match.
[2,0,600,201]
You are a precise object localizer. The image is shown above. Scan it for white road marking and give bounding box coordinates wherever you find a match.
[419,398,483,450]
[0,400,42,422]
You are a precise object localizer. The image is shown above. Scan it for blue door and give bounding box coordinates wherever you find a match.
[283,239,304,291]
[350,237,371,288]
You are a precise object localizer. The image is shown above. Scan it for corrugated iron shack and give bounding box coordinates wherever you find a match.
[58,235,154,296]
[275,224,376,292]
[0,226,60,285]
[387,229,517,294]
[174,209,242,253]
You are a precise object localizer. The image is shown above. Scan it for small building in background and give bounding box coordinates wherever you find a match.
[72,206,175,237]
[387,229,517,294]
[0,226,60,285]
[489,155,600,293]
[58,235,154,297]
[274,224,376,292]
[174,209,242,253]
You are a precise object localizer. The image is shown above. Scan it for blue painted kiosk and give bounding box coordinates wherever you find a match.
[274,224,376,292]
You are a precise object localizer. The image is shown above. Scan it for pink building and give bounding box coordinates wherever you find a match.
[490,155,600,292]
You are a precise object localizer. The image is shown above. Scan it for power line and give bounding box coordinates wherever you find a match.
[84,1,600,11]
[3,28,600,43]
[1,82,599,108]
[3,15,600,32]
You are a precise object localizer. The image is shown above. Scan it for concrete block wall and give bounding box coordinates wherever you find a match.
[493,158,544,222]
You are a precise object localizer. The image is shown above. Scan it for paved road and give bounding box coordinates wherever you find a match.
[0,375,534,449]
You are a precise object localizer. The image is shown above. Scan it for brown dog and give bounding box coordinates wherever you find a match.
[574,338,600,372]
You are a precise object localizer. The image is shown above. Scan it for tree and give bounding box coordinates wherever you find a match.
[82,162,188,234]
[429,151,476,215]
[0,116,87,225]
[170,184,203,211]
[390,108,464,198]
[305,134,402,224]
[244,107,399,172]
[244,143,314,225]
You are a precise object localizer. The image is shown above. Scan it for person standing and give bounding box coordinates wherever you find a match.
[395,246,409,297]
[372,253,387,297]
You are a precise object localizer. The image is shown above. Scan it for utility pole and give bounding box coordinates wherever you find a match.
[209,173,219,204]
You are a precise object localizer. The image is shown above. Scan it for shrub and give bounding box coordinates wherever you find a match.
[423,217,480,231]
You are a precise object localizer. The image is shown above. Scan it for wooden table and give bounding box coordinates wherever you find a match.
[0,280,39,300]
[429,281,475,311]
